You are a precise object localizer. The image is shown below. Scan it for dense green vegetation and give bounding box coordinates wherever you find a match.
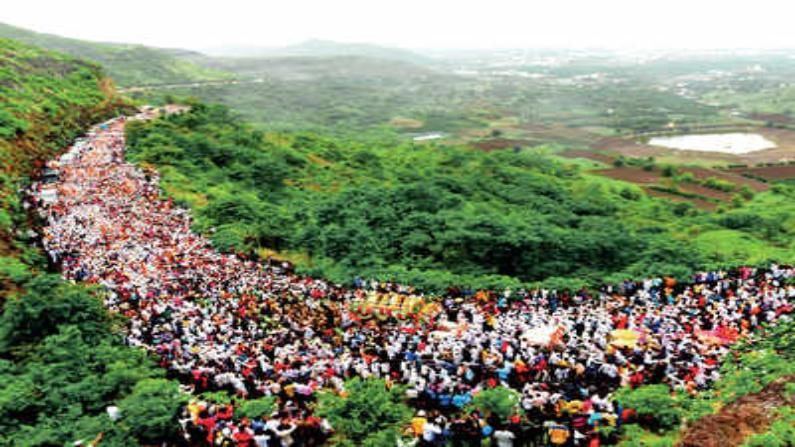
[0,22,233,86]
[0,274,185,445]
[140,64,722,137]
[316,378,412,446]
[0,38,184,446]
[140,57,483,135]
[126,103,795,290]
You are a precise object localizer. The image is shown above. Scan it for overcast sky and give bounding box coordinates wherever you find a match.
[3,0,795,51]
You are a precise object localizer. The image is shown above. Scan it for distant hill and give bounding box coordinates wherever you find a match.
[203,39,431,64]
[0,22,233,86]
[196,54,439,81]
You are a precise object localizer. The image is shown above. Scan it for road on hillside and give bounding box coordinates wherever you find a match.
[118,77,265,93]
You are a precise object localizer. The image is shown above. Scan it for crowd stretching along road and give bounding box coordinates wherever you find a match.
[32,111,795,447]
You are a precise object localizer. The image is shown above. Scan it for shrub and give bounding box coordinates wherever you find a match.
[615,384,681,430]
[672,202,694,217]
[237,396,277,420]
[619,187,642,200]
[0,256,31,284]
[703,177,736,192]
[661,165,678,177]
[117,379,187,444]
[743,407,795,447]
[467,386,521,421]
[316,378,411,446]
[675,172,696,183]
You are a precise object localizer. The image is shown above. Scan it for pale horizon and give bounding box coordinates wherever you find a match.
[4,0,795,52]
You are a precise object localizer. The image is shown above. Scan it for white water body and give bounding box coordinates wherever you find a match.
[648,133,777,154]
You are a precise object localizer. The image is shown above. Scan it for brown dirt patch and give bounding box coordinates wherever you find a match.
[559,149,616,164]
[676,183,732,201]
[644,188,717,210]
[748,113,793,124]
[729,165,795,181]
[683,167,769,192]
[678,375,795,447]
[594,167,662,184]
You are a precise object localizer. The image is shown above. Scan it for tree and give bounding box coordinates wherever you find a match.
[237,396,277,420]
[615,384,681,430]
[467,386,521,421]
[0,275,110,352]
[117,379,186,444]
[316,378,411,445]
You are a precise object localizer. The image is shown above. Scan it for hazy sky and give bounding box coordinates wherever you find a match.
[4,0,795,50]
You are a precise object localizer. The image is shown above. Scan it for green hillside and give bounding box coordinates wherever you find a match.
[0,22,233,86]
[0,37,120,231]
[0,38,184,445]
[154,55,473,133]
[125,103,795,291]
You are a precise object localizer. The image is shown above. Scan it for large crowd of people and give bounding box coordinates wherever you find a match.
[33,112,795,446]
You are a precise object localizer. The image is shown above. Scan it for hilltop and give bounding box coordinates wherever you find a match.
[0,22,233,86]
[202,38,431,64]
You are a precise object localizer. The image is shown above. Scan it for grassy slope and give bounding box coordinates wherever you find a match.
[0,22,233,86]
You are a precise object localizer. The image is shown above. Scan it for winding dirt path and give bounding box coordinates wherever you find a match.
[678,375,795,447]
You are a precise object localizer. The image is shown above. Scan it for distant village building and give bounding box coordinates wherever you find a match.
[411,132,445,142]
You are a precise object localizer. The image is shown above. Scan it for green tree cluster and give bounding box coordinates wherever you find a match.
[0,275,186,446]
[127,104,710,291]
[316,378,412,446]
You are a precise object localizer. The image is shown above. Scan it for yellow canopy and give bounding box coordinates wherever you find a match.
[610,329,640,348]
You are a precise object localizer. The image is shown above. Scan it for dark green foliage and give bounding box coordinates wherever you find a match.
[0,37,119,170]
[0,275,110,351]
[316,378,412,446]
[117,379,187,444]
[467,387,521,420]
[672,201,694,217]
[615,385,682,430]
[0,275,184,446]
[237,396,277,420]
[127,104,713,290]
[661,165,678,177]
[703,176,736,192]
[0,39,184,446]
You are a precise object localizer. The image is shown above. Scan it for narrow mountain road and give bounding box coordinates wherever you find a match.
[118,77,265,93]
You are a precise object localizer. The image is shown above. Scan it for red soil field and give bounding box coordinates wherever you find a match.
[729,165,795,181]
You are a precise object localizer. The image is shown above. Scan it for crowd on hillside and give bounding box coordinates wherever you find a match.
[33,113,795,446]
